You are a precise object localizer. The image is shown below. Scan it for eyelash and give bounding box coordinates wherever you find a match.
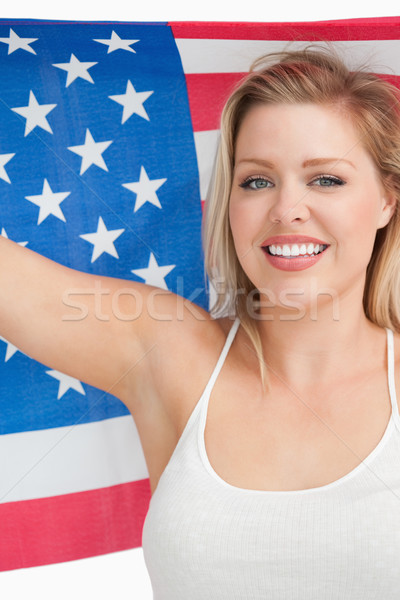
[238,174,346,190]
[310,175,345,187]
[238,175,272,190]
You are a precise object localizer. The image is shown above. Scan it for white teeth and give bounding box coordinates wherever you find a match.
[282,244,299,256]
[268,243,326,257]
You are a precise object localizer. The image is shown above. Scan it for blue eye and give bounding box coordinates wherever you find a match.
[310,175,345,187]
[239,177,273,190]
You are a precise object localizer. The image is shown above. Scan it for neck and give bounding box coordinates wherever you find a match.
[254,284,384,390]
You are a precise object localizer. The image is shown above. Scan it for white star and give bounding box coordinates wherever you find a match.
[93,31,139,54]
[109,80,153,124]
[0,28,37,55]
[131,253,175,290]
[25,179,70,225]
[68,129,112,175]
[0,153,15,183]
[0,336,22,362]
[68,129,113,175]
[80,216,124,263]
[122,166,166,212]
[1,227,28,247]
[53,53,97,87]
[11,91,56,137]
[45,369,85,400]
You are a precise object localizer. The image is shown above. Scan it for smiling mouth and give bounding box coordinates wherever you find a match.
[262,244,329,258]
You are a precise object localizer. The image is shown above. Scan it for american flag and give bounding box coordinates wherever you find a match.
[0,17,399,572]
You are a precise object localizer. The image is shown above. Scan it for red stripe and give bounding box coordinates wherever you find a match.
[187,72,400,133]
[171,18,400,41]
[186,72,245,131]
[381,73,400,89]
[0,479,151,572]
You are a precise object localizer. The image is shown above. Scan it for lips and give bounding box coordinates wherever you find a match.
[261,235,329,247]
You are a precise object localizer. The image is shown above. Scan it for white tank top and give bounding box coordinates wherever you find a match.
[142,319,400,599]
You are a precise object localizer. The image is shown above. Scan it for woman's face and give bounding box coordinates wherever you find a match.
[229,102,395,317]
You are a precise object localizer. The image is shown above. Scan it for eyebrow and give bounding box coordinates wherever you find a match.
[302,158,356,169]
[235,158,356,169]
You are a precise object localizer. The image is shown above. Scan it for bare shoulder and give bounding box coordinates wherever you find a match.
[119,287,233,414]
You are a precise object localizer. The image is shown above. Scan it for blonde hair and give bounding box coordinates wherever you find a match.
[202,45,400,389]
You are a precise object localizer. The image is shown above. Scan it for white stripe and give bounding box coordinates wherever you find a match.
[0,415,148,503]
[192,130,229,314]
[194,129,220,200]
[176,39,400,75]
[0,549,153,600]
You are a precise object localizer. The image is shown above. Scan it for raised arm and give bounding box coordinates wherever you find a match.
[0,235,191,402]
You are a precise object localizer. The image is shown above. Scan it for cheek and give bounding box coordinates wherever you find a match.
[229,196,267,254]
[332,196,382,263]
[349,200,380,247]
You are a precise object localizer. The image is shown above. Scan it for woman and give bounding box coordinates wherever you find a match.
[2,46,400,597]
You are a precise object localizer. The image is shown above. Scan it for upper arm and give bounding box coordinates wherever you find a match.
[0,235,212,402]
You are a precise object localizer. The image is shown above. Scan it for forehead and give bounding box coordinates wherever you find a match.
[234,102,373,169]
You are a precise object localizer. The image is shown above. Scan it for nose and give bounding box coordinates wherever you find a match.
[268,184,311,225]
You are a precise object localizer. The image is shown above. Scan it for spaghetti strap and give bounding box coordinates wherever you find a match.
[200,317,240,403]
[386,327,400,422]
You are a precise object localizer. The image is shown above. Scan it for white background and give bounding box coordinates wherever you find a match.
[1,1,399,598]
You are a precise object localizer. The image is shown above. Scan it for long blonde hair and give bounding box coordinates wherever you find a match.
[202,45,400,388]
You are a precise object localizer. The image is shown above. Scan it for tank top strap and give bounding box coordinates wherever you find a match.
[386,327,400,423]
[199,317,240,406]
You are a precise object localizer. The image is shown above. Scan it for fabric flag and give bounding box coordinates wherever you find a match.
[0,17,399,572]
